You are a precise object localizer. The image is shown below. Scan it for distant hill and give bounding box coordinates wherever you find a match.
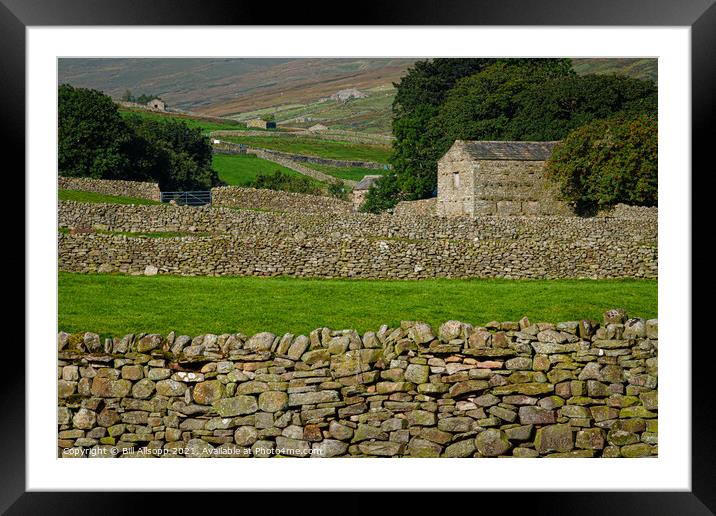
[572,58,657,83]
[58,57,657,135]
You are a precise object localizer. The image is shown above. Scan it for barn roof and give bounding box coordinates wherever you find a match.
[454,140,560,161]
[354,175,382,191]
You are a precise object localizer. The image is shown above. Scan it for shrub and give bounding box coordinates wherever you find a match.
[327,180,350,200]
[545,113,657,215]
[248,171,321,195]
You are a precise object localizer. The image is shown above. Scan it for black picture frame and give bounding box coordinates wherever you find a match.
[5,0,710,513]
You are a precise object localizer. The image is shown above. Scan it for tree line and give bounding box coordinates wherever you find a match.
[59,84,219,191]
[362,59,657,215]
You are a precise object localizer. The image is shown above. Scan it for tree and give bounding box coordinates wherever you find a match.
[124,114,219,190]
[59,85,220,190]
[58,84,133,179]
[545,113,657,215]
[508,74,657,140]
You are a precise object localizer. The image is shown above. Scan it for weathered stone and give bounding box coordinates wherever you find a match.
[155,379,187,397]
[137,334,162,353]
[90,377,132,398]
[131,378,155,399]
[519,406,556,425]
[504,424,534,441]
[352,424,388,442]
[234,426,259,446]
[409,323,435,344]
[312,439,348,458]
[475,429,511,457]
[258,391,288,412]
[288,390,339,406]
[72,408,96,429]
[621,443,654,457]
[405,364,430,384]
[286,335,309,360]
[213,396,258,417]
[193,380,225,405]
[244,332,276,352]
[444,439,476,458]
[329,420,354,441]
[184,438,214,458]
[437,417,474,433]
[603,308,628,325]
[358,441,405,457]
[408,438,442,457]
[576,428,605,450]
[535,424,574,454]
[449,380,489,398]
[406,410,436,426]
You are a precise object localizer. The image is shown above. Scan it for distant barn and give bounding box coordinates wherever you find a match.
[246,118,277,130]
[352,175,382,211]
[146,98,166,111]
[436,140,570,217]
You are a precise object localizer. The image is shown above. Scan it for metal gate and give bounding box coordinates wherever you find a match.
[160,191,212,206]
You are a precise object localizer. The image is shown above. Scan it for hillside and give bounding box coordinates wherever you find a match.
[59,57,657,136]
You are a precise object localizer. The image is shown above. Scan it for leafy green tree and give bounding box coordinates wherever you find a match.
[59,84,219,190]
[124,115,219,190]
[509,74,657,140]
[359,173,403,213]
[545,113,657,215]
[58,84,133,179]
[327,179,349,200]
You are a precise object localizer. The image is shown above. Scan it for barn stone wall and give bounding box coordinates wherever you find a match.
[57,311,658,458]
[437,159,570,217]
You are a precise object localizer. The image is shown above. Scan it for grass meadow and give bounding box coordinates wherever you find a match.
[211,153,316,186]
[58,272,657,338]
[221,135,392,164]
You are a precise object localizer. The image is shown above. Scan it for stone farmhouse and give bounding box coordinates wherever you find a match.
[147,98,166,111]
[436,140,570,217]
[246,118,277,130]
[352,175,382,210]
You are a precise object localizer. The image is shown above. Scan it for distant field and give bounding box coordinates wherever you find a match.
[119,108,249,134]
[58,272,657,337]
[212,153,312,186]
[221,135,392,164]
[303,163,381,182]
[58,189,161,205]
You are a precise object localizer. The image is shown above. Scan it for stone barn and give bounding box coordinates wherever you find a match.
[436,140,570,217]
[246,118,277,130]
[146,98,166,111]
[352,175,382,211]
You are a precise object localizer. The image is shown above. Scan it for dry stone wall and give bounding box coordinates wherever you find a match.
[210,187,354,214]
[394,198,437,217]
[58,200,657,279]
[59,177,161,202]
[57,311,658,458]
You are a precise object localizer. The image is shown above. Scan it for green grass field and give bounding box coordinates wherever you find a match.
[59,189,161,205]
[119,108,249,134]
[212,153,313,186]
[303,163,381,182]
[221,135,392,164]
[58,273,657,337]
